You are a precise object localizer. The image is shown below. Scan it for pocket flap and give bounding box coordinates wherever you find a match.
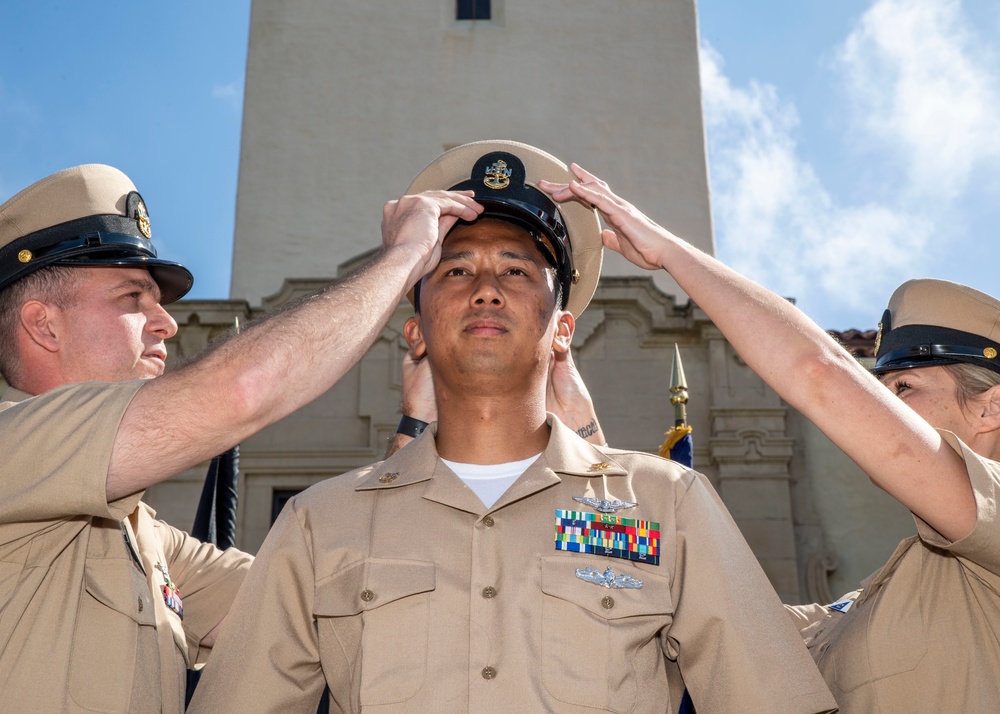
[84,560,156,626]
[315,559,436,616]
[540,556,673,620]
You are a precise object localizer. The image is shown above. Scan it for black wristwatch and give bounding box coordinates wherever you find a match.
[396,415,429,438]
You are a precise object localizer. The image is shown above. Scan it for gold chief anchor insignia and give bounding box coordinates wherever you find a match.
[483,160,512,190]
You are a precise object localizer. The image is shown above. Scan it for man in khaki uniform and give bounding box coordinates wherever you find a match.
[0,163,474,712]
[189,141,836,713]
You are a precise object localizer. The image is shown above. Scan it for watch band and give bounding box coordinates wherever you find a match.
[397,415,429,438]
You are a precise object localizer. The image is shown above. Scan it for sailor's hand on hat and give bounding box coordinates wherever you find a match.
[381,190,483,287]
[540,164,671,272]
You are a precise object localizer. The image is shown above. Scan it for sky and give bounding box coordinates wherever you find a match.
[2,0,999,330]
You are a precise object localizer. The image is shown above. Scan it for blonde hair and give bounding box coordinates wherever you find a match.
[943,362,1000,409]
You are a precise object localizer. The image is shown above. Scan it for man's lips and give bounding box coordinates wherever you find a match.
[464,319,508,336]
[144,349,167,363]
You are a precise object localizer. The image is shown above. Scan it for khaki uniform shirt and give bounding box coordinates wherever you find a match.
[191,416,835,713]
[787,430,1000,712]
[0,382,252,713]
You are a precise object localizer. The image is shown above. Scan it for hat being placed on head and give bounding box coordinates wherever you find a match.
[872,278,1000,376]
[406,140,603,317]
[0,164,193,303]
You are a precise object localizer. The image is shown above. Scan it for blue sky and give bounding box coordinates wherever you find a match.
[2,0,999,330]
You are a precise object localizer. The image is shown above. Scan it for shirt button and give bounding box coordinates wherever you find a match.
[481,666,497,680]
[482,586,497,599]
[138,596,144,612]
[601,596,615,610]
[360,589,375,602]
[482,516,495,528]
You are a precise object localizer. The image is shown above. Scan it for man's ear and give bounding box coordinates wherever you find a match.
[403,316,427,360]
[19,300,61,353]
[551,311,575,354]
[977,383,1000,432]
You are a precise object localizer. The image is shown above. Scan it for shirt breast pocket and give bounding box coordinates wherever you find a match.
[832,570,928,693]
[69,559,156,712]
[540,556,673,713]
[314,558,435,707]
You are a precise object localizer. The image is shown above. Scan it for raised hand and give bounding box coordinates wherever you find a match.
[539,164,673,272]
[381,190,483,288]
[546,346,606,446]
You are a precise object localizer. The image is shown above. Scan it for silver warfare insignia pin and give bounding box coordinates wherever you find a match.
[576,566,643,589]
[573,496,638,514]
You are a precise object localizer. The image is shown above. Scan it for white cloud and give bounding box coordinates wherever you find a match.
[700,43,932,324]
[836,0,1000,201]
[212,82,243,113]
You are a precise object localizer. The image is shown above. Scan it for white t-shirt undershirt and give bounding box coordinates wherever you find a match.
[441,453,542,509]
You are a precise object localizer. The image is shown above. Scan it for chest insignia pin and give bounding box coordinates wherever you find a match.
[573,496,638,514]
[576,566,643,589]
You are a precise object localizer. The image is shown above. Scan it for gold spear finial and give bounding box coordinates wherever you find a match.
[659,344,693,458]
[669,343,688,426]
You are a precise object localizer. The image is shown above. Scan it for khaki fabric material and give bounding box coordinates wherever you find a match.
[191,416,835,714]
[787,429,1000,712]
[0,164,135,248]
[0,381,252,713]
[887,278,1000,340]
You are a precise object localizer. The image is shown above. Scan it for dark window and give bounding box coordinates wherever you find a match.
[457,0,491,21]
[271,488,304,524]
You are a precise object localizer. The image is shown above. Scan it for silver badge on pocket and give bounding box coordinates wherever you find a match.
[575,566,643,589]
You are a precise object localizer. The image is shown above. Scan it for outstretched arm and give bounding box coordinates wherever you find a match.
[108,192,483,501]
[541,166,975,541]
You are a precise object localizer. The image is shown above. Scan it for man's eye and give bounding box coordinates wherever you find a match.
[445,267,468,277]
[506,267,526,276]
[893,381,911,395]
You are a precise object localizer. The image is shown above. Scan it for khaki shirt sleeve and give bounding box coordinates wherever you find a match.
[666,473,837,714]
[912,429,1000,575]
[187,497,327,713]
[0,381,144,525]
[155,520,254,664]
[785,602,831,630]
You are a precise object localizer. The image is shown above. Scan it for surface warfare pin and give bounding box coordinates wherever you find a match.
[573,496,637,514]
[576,566,643,589]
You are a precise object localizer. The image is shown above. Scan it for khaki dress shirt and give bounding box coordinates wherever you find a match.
[0,382,252,713]
[787,430,1000,712]
[191,416,835,713]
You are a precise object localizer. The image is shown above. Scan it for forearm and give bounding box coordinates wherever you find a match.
[108,245,423,500]
[546,167,974,539]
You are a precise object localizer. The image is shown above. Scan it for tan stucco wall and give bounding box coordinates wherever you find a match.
[231,0,713,307]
